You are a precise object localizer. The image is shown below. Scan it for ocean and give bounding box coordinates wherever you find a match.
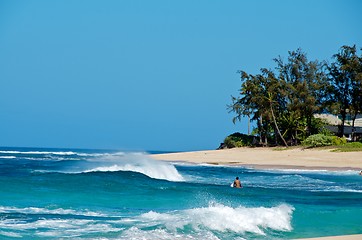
[0,147,361,239]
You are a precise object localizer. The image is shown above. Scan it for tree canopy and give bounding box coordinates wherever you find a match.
[229,45,362,146]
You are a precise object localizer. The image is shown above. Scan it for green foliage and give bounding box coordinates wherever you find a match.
[302,134,333,147]
[311,117,330,135]
[327,45,362,137]
[302,134,347,148]
[224,132,254,148]
[228,44,362,147]
[333,142,362,152]
[330,136,347,145]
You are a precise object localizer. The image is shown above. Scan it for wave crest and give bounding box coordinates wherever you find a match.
[81,153,184,182]
[138,203,294,235]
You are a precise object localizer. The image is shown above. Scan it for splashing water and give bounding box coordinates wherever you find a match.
[82,152,185,181]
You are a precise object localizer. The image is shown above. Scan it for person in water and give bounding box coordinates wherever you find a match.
[233,177,242,188]
[359,171,362,176]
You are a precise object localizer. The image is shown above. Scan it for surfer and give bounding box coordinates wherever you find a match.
[233,177,242,188]
[359,171,362,176]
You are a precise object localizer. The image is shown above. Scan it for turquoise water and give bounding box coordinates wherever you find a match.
[0,147,361,239]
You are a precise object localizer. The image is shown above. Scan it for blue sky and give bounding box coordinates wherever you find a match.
[0,0,361,151]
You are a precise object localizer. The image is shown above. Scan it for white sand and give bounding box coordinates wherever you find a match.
[152,147,362,170]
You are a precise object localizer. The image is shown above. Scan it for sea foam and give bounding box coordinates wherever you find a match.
[137,202,294,235]
[0,206,106,217]
[0,150,77,155]
[83,152,184,182]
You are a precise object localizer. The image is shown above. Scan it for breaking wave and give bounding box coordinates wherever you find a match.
[82,153,184,182]
[135,202,294,235]
[0,149,184,182]
[0,203,294,239]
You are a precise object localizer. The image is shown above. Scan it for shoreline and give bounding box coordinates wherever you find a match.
[152,147,362,171]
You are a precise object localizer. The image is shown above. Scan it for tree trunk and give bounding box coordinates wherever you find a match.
[340,110,346,137]
[352,112,357,141]
[270,103,288,147]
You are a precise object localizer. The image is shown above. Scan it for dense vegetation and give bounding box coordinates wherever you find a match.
[223,132,254,148]
[302,134,346,148]
[228,45,362,147]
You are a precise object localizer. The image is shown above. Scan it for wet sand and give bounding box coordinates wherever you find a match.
[296,234,362,240]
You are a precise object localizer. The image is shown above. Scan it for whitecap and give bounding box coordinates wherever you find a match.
[0,150,77,155]
[0,206,106,217]
[0,156,16,159]
[137,202,294,235]
[82,153,184,182]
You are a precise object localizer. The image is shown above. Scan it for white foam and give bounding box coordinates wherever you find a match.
[120,226,222,240]
[0,218,121,238]
[256,168,360,176]
[0,150,77,155]
[9,150,185,182]
[137,203,294,235]
[0,156,16,159]
[83,153,184,182]
[0,204,293,238]
[0,207,120,238]
[0,206,106,217]
[77,152,126,157]
[0,230,22,238]
[0,150,129,159]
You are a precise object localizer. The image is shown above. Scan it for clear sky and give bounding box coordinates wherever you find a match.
[0,0,361,151]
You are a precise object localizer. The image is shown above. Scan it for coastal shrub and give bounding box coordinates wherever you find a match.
[330,136,347,145]
[224,132,254,148]
[302,134,333,147]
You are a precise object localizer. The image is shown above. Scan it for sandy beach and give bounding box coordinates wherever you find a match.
[152,147,362,170]
[152,147,362,239]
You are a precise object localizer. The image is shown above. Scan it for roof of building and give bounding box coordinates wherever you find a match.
[314,114,341,126]
[314,113,362,127]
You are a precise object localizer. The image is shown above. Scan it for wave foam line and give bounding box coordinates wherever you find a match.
[255,168,361,176]
[0,150,78,155]
[0,206,106,217]
[0,218,120,238]
[134,203,294,235]
[0,156,16,159]
[120,226,222,240]
[0,150,130,159]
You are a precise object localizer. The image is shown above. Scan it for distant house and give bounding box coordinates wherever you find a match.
[314,113,362,141]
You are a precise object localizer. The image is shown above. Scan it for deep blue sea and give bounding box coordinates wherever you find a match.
[0,147,361,239]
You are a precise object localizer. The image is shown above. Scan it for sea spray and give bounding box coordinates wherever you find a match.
[137,203,294,235]
[83,152,184,181]
[25,151,185,181]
